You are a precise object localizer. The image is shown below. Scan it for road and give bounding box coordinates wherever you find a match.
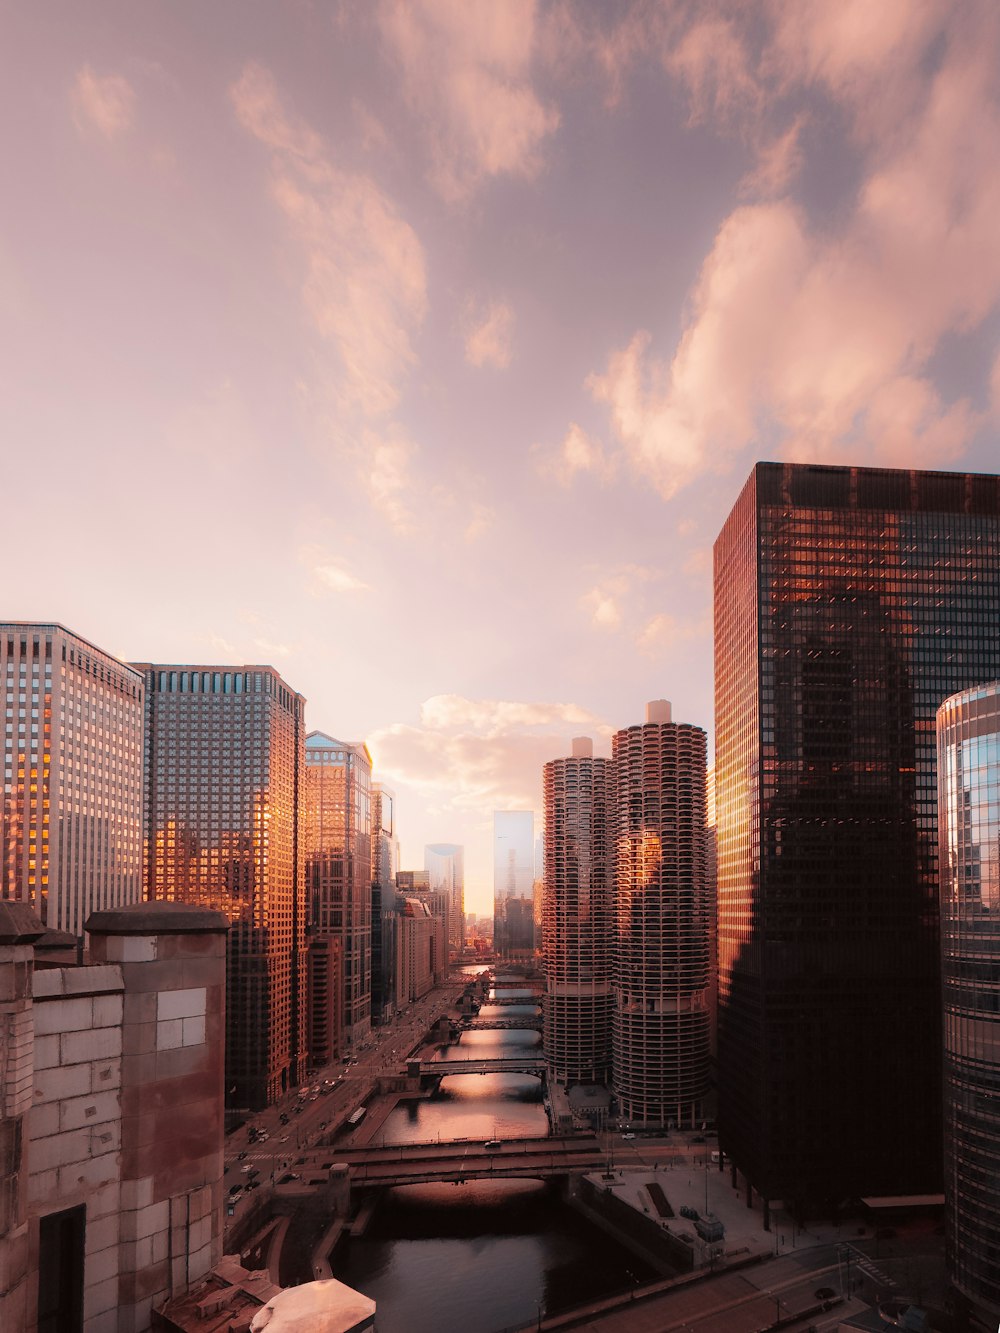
[223,977,472,1210]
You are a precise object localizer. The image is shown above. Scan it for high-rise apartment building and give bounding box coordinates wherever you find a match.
[304,733,372,1048]
[494,810,535,956]
[137,663,307,1110]
[938,683,1000,1325]
[542,737,613,1086]
[425,842,464,952]
[612,702,710,1127]
[1,624,144,936]
[714,462,1000,1215]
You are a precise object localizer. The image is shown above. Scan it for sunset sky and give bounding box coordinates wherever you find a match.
[5,1,1000,914]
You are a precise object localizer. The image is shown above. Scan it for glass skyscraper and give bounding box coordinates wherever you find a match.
[138,663,307,1111]
[493,809,535,956]
[542,738,613,1086]
[425,842,465,952]
[938,683,1000,1324]
[612,703,710,1127]
[1,624,144,936]
[714,462,1000,1215]
[304,733,372,1046]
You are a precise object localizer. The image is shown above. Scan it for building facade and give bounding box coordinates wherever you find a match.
[612,702,710,1127]
[137,664,307,1111]
[0,900,227,1333]
[494,810,535,957]
[714,462,1000,1214]
[424,843,464,952]
[1,623,144,937]
[542,737,613,1086]
[370,784,397,1026]
[304,734,372,1048]
[938,683,1000,1325]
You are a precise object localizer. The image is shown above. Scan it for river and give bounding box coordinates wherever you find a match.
[325,975,657,1331]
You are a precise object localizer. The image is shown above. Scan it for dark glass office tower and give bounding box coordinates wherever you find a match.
[138,664,307,1112]
[714,463,1000,1215]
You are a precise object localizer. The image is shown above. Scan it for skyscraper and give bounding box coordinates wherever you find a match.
[138,663,307,1111]
[543,737,613,1086]
[493,809,535,956]
[424,842,464,952]
[612,702,710,1127]
[714,462,1000,1216]
[938,682,1000,1325]
[304,733,372,1047]
[2,624,144,936]
[371,783,397,1025]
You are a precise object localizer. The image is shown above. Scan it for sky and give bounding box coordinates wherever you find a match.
[4,1,1000,915]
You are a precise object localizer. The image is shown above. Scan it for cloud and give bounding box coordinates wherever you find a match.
[537,422,615,486]
[585,3,999,495]
[580,564,655,632]
[230,62,427,419]
[368,693,611,813]
[72,67,134,139]
[378,0,560,201]
[465,301,515,369]
[361,426,417,533]
[301,546,370,594]
[637,611,710,657]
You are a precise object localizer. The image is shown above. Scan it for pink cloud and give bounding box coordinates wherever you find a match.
[231,63,427,419]
[369,693,611,814]
[586,4,999,493]
[71,66,134,139]
[536,422,615,486]
[464,300,515,369]
[378,0,560,201]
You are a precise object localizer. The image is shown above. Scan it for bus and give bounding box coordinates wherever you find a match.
[347,1107,367,1128]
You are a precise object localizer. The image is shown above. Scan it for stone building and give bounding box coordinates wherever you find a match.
[0,899,228,1331]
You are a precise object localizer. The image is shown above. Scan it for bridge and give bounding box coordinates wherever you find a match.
[420,1056,545,1076]
[479,994,543,1007]
[328,1135,605,1187]
[461,1016,542,1031]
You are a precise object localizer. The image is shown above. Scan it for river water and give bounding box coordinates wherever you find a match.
[326,976,657,1332]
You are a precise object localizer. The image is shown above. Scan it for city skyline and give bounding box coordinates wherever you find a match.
[5,4,1000,914]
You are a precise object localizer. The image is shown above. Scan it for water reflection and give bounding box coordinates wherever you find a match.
[379,1072,547,1145]
[333,1179,656,1333]
[432,1028,541,1063]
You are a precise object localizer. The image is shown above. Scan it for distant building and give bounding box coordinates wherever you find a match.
[424,843,464,952]
[1,623,144,936]
[543,737,613,1086]
[715,462,1000,1216]
[304,734,372,1049]
[137,664,307,1111]
[938,683,1000,1325]
[0,900,228,1332]
[396,896,437,1003]
[612,702,710,1128]
[493,810,535,957]
[370,784,397,1026]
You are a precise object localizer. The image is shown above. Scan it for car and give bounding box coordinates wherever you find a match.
[484,1139,501,1150]
[237,1149,248,1160]
[622,1132,636,1140]
[280,1135,290,1143]
[680,1205,699,1220]
[241,1164,254,1173]
[693,1135,705,1143]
